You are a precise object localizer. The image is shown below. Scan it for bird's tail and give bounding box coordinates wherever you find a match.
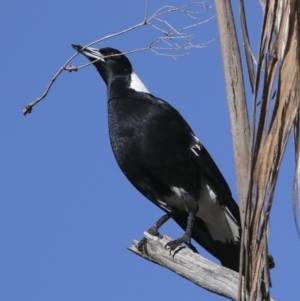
[172,211,239,271]
[172,211,274,272]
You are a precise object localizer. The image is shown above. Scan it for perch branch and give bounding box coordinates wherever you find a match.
[128,233,276,301]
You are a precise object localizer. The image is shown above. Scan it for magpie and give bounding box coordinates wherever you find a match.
[71,44,274,272]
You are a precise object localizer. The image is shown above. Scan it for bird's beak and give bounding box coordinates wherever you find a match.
[72,44,105,62]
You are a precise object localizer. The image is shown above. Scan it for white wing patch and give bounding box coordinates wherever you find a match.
[164,186,188,212]
[207,184,217,202]
[223,208,240,242]
[163,181,240,244]
[197,176,240,243]
[130,72,150,93]
[157,199,172,212]
[171,186,187,197]
[190,134,202,156]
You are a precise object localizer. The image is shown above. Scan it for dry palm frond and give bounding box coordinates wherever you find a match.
[241,1,300,300]
[216,0,300,300]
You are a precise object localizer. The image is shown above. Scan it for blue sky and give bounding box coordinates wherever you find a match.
[1,1,299,300]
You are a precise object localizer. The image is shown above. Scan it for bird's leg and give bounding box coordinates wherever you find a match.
[147,213,171,237]
[165,211,196,252]
[137,213,171,253]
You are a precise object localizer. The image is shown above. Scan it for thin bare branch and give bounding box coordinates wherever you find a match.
[23,1,213,116]
[22,53,77,115]
[144,0,149,20]
[22,19,148,115]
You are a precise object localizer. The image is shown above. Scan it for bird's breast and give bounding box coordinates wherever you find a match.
[107,97,200,198]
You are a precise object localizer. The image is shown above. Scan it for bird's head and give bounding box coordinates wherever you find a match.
[72,44,149,95]
[72,44,133,86]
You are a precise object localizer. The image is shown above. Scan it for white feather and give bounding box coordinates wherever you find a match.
[190,134,202,156]
[129,72,150,93]
[166,182,240,243]
[157,199,171,212]
[196,177,240,243]
[165,186,188,212]
[171,186,186,197]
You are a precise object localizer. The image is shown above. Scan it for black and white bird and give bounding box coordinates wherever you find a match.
[72,44,274,272]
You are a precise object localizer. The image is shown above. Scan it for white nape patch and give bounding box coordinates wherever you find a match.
[130,72,150,93]
[196,176,240,243]
[190,134,202,156]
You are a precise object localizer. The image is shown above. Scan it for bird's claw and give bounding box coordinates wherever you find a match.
[165,238,185,252]
[136,228,163,255]
[137,237,148,254]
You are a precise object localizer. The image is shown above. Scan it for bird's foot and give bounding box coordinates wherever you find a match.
[136,237,148,254]
[136,225,162,254]
[165,232,191,252]
[165,237,186,252]
[164,232,197,255]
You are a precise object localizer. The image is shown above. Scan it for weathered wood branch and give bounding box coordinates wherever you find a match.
[128,233,275,301]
